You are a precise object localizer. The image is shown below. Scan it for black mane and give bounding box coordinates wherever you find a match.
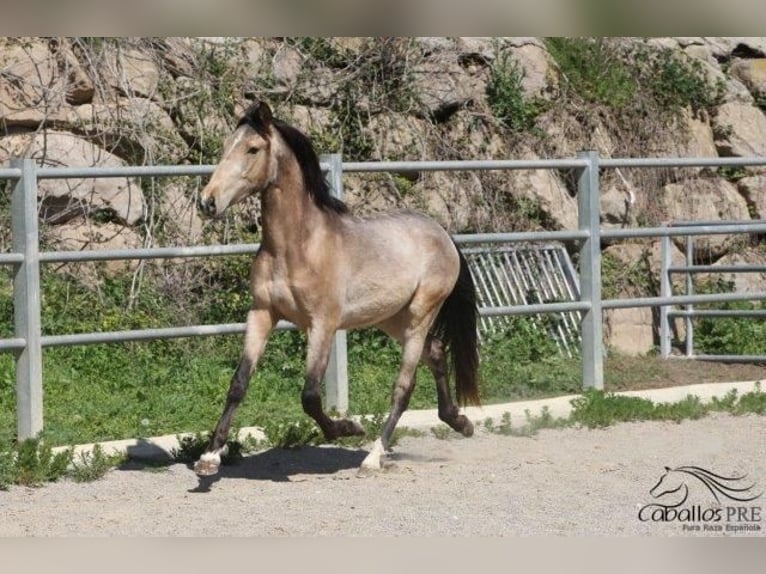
[238,104,348,215]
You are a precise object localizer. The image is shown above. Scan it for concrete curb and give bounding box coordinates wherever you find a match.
[61,379,764,462]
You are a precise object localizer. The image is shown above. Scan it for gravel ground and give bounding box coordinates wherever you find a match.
[1,412,764,537]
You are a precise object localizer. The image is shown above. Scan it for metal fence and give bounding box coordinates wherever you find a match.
[660,220,766,362]
[2,152,766,440]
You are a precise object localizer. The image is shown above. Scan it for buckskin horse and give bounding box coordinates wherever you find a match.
[194,101,480,476]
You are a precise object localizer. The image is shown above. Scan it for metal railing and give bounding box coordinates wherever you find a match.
[660,220,766,362]
[2,152,766,440]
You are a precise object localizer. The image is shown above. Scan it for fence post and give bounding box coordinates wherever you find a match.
[322,153,349,413]
[577,151,604,389]
[684,235,694,358]
[659,230,672,358]
[11,158,44,440]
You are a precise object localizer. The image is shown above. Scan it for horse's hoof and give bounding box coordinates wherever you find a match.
[194,457,220,477]
[357,438,386,477]
[460,418,474,438]
[336,418,365,438]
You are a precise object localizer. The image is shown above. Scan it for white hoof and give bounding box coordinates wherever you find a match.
[194,451,222,477]
[358,438,386,477]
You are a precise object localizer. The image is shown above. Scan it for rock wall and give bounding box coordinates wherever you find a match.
[2,37,766,355]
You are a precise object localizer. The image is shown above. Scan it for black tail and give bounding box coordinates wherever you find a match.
[432,246,480,407]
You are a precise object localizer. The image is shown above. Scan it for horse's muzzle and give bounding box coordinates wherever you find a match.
[197,195,216,218]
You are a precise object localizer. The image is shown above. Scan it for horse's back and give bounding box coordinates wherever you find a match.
[343,210,457,271]
[336,210,459,329]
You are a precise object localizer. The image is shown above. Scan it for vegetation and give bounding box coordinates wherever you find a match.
[7,381,763,489]
[693,279,766,356]
[0,437,72,489]
[569,384,766,428]
[1,261,763,452]
[545,38,638,110]
[486,50,547,133]
[601,249,656,300]
[474,383,766,438]
[544,38,725,114]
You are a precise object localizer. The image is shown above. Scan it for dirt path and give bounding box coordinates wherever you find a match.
[2,412,764,536]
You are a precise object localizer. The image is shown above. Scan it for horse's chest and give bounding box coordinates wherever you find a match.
[263,275,319,325]
[270,279,300,312]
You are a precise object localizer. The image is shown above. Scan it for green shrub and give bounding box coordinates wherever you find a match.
[479,316,581,402]
[486,51,546,132]
[261,416,322,449]
[692,278,766,356]
[0,446,15,490]
[545,38,725,115]
[569,389,657,428]
[644,48,726,112]
[68,444,125,483]
[13,438,72,487]
[545,38,636,109]
[172,431,245,465]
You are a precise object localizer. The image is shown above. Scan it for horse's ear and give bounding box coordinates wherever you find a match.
[257,101,273,124]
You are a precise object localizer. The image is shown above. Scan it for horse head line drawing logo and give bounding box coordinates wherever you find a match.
[650,465,762,505]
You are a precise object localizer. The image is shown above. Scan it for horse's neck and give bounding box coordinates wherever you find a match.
[260,181,326,259]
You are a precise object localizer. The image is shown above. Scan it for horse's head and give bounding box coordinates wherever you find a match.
[650,466,686,500]
[198,101,279,217]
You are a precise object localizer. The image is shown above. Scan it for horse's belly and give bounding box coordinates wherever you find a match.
[339,280,416,329]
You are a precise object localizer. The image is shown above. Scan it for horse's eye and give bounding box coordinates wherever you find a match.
[247,147,259,155]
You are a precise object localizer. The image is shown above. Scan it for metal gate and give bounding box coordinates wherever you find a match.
[464,243,582,357]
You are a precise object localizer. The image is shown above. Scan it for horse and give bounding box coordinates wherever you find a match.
[193,101,480,476]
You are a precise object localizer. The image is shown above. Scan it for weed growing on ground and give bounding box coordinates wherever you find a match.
[481,408,568,437]
[568,383,766,428]
[261,417,323,449]
[486,50,547,133]
[2,384,765,489]
[0,447,14,490]
[475,384,766,437]
[68,444,126,483]
[7,438,72,487]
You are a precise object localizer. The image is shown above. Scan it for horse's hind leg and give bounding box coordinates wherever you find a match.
[359,328,427,474]
[194,308,275,477]
[302,324,365,440]
[422,334,473,437]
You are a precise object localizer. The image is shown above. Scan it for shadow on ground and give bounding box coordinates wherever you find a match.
[117,440,369,493]
[189,446,369,492]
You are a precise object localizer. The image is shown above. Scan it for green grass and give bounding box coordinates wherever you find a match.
[2,316,762,449]
[1,288,585,447]
[2,381,763,489]
[478,383,766,438]
[570,385,766,428]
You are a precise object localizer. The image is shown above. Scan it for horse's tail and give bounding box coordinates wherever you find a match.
[433,245,481,407]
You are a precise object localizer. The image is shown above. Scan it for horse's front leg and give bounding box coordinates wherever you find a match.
[194,308,275,476]
[302,324,365,440]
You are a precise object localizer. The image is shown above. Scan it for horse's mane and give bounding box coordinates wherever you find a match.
[675,465,761,503]
[238,104,348,215]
